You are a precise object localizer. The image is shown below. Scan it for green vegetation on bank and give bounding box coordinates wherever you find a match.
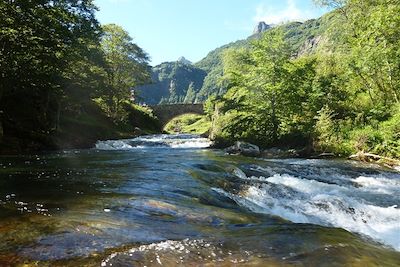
[164,114,211,135]
[207,0,400,159]
[0,0,160,153]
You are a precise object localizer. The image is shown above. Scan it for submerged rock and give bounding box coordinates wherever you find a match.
[226,141,260,157]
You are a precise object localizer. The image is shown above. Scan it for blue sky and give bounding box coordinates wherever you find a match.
[95,0,327,66]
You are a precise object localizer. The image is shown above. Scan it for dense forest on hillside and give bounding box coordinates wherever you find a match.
[135,60,207,105]
[205,0,400,159]
[0,0,160,153]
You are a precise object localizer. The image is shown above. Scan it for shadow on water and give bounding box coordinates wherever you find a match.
[0,135,399,266]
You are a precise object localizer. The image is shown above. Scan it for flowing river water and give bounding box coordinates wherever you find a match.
[0,134,399,266]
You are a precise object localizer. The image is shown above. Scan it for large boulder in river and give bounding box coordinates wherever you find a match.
[133,127,144,136]
[226,141,260,157]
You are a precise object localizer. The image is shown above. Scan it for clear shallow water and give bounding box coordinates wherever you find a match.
[0,134,399,266]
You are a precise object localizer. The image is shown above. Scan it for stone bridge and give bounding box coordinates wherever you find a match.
[150,104,204,127]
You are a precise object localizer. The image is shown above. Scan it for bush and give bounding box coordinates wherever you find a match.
[164,114,211,135]
[313,106,338,152]
[342,105,400,159]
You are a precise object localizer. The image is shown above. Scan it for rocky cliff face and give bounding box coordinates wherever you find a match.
[177,56,192,65]
[253,21,272,34]
[297,35,323,56]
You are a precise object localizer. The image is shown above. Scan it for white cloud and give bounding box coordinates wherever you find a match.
[254,0,315,25]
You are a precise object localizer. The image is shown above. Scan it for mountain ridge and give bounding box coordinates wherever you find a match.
[137,12,333,104]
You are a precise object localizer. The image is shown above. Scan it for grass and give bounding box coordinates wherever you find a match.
[164,114,211,136]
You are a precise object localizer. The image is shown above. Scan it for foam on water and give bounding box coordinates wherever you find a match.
[95,140,136,150]
[95,134,211,150]
[216,169,400,251]
[352,176,400,195]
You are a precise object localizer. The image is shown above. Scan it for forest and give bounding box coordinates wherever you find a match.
[204,0,400,159]
[0,0,159,153]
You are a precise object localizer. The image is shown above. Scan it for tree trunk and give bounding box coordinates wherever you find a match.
[55,101,61,131]
[270,94,278,143]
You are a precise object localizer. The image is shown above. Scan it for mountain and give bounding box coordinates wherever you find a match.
[177,56,192,65]
[135,60,207,105]
[137,12,334,104]
[253,21,272,34]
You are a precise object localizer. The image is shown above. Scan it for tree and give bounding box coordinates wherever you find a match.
[0,0,101,133]
[217,29,296,145]
[248,29,293,142]
[316,0,400,105]
[100,24,150,122]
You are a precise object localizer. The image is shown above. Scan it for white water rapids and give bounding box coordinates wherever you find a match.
[214,162,400,251]
[96,135,400,251]
[95,134,211,150]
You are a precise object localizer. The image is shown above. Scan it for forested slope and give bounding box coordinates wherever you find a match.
[207,1,400,159]
[0,1,160,153]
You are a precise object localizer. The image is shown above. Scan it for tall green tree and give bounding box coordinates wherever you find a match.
[218,29,299,145]
[248,29,292,142]
[316,0,400,105]
[0,0,101,133]
[100,24,151,122]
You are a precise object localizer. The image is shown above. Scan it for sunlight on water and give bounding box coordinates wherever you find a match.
[0,135,399,266]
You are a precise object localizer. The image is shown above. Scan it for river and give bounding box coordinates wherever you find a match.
[0,134,399,266]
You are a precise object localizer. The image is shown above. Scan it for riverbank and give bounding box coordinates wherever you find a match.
[162,113,400,171]
[219,140,400,172]
[0,102,161,155]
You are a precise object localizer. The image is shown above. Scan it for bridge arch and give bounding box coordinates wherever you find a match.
[150,104,204,128]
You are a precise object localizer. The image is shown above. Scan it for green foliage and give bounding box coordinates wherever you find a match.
[126,104,161,133]
[0,1,157,151]
[184,83,197,103]
[164,114,211,135]
[338,1,400,105]
[207,0,400,159]
[194,39,248,102]
[344,106,400,158]
[313,106,341,153]
[0,0,102,135]
[136,12,334,105]
[211,29,323,147]
[193,14,333,103]
[99,24,151,122]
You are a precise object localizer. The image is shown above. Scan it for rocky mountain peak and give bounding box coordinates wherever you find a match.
[177,56,192,65]
[253,21,271,34]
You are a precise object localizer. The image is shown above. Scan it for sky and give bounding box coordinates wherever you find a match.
[95,0,328,66]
